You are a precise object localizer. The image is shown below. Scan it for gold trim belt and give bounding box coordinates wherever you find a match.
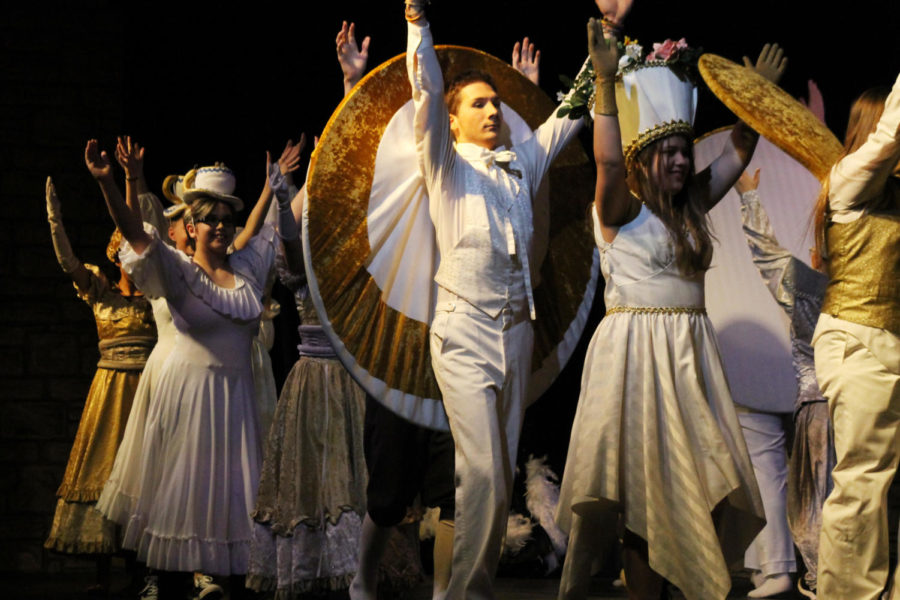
[606,306,706,316]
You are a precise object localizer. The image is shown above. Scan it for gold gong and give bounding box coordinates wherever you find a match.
[304,45,598,430]
[699,53,842,181]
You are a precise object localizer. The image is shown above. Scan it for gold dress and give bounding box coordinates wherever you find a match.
[44,264,156,554]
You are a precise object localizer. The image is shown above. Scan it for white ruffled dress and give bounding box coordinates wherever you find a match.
[117,224,276,575]
[98,192,178,526]
[96,296,175,525]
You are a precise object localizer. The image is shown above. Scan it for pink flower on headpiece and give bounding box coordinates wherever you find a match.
[647,38,688,61]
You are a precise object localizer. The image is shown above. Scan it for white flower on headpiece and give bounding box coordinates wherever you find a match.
[556,90,566,102]
[625,42,643,61]
[616,40,644,73]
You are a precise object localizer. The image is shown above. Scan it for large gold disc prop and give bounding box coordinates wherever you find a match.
[699,54,842,181]
[304,46,598,431]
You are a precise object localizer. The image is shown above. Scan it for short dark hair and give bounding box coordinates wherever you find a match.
[445,70,498,115]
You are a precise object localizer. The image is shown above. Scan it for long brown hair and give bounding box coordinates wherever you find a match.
[628,135,713,276]
[813,86,890,263]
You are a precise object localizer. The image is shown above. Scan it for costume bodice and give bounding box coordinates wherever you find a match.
[822,208,900,336]
[167,280,259,371]
[120,225,277,372]
[79,264,156,369]
[595,205,705,309]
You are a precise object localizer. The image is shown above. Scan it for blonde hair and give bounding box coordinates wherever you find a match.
[106,229,123,265]
[627,135,713,276]
[813,86,890,264]
[187,196,229,223]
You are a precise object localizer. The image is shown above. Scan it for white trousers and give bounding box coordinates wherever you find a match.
[737,409,796,576]
[430,290,533,600]
[815,327,900,600]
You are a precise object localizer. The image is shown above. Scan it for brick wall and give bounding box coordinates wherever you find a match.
[0,3,124,574]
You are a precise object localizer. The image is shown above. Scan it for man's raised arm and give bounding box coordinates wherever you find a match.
[406,2,455,187]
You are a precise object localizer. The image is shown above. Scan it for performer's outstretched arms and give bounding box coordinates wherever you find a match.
[588,17,635,242]
[234,136,303,251]
[405,1,455,188]
[267,155,301,245]
[830,72,900,211]
[264,140,306,273]
[337,21,371,97]
[113,136,168,235]
[114,135,145,217]
[699,44,788,211]
[45,176,92,292]
[734,168,798,313]
[89,139,150,254]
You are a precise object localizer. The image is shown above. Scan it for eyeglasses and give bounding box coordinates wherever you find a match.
[195,215,235,229]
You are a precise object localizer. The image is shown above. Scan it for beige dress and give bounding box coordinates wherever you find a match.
[556,207,765,599]
[247,251,367,596]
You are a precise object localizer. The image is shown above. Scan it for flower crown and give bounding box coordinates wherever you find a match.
[618,38,701,78]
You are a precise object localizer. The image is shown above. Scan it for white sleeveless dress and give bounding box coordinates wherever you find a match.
[557,205,765,600]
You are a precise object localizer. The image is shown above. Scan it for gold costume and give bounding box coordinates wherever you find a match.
[44,264,155,554]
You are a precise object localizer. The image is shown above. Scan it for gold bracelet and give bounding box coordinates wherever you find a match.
[600,17,623,36]
[593,77,618,116]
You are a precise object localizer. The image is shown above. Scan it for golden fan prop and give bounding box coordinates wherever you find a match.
[303,46,599,430]
[699,54,842,181]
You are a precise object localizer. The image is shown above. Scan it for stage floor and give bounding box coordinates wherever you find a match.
[4,572,761,599]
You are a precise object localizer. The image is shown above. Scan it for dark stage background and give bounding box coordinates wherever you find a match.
[1,0,897,578]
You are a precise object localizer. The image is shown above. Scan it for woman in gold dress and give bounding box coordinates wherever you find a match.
[43,174,156,594]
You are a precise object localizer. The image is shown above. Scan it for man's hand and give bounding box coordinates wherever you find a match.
[512,37,541,86]
[336,21,370,92]
[85,139,113,181]
[587,17,618,80]
[743,43,788,85]
[404,0,427,22]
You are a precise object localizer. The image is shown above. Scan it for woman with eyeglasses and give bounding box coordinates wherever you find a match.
[88,137,299,599]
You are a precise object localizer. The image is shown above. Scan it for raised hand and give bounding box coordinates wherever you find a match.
[85,139,114,180]
[743,43,788,85]
[281,135,306,175]
[337,21,371,94]
[115,135,145,180]
[46,176,61,218]
[799,79,826,123]
[735,168,760,195]
[404,0,427,22]
[512,37,541,86]
[587,17,618,80]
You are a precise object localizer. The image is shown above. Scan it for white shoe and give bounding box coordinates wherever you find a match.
[138,576,159,600]
[192,573,224,600]
[749,569,765,588]
[748,573,793,598]
[797,575,816,599]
